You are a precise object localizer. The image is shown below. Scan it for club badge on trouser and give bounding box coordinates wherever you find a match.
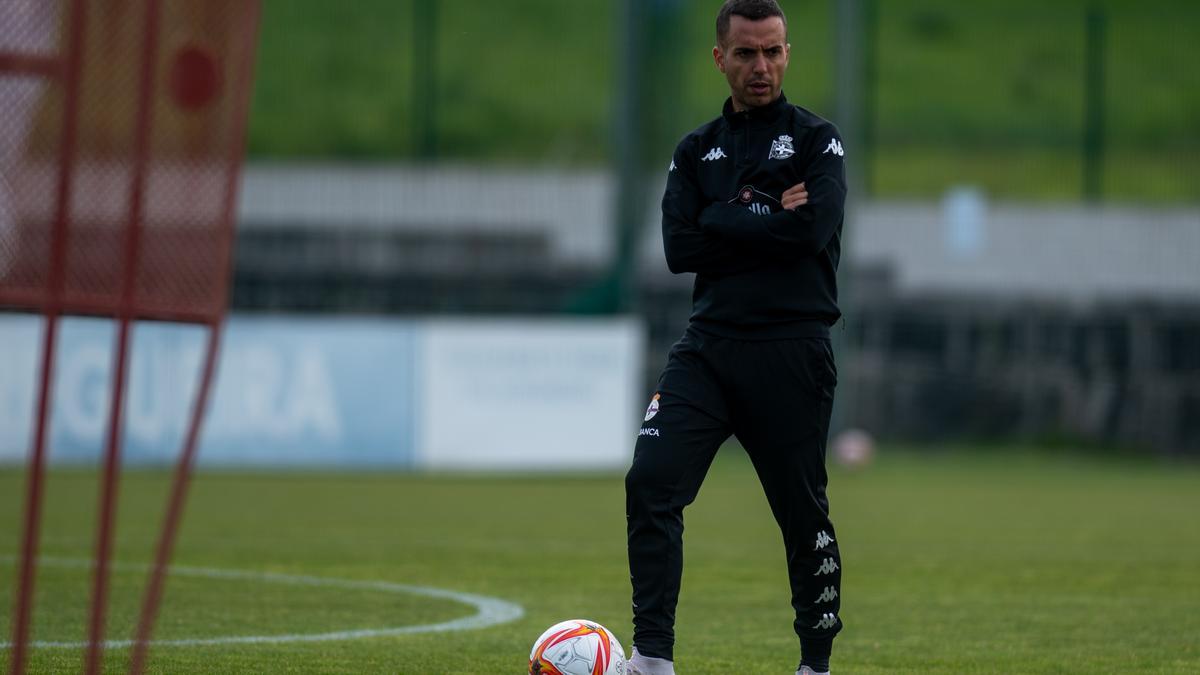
[644,393,661,422]
[768,134,794,160]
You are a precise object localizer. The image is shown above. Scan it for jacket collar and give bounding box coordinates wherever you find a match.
[722,91,790,128]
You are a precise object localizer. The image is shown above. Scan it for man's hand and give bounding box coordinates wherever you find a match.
[781,182,808,210]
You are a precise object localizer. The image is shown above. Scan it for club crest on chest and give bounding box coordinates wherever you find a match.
[768,134,794,160]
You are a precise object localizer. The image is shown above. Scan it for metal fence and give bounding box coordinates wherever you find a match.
[8,0,1196,453]
[220,0,1200,454]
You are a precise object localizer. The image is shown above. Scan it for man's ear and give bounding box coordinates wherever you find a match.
[713,45,725,73]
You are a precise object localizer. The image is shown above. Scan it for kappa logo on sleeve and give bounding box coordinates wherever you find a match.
[823,138,844,157]
[668,159,676,172]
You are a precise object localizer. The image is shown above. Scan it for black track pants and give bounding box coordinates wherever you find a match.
[626,328,842,661]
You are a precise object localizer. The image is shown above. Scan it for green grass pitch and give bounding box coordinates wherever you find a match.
[2,446,1198,673]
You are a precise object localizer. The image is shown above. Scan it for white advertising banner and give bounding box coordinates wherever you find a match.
[0,315,644,471]
[415,318,644,471]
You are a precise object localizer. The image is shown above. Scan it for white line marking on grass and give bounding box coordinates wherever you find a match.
[0,555,525,649]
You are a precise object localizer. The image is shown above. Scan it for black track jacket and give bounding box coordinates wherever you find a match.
[662,92,846,339]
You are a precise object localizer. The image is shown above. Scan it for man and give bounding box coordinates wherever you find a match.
[625,1,846,674]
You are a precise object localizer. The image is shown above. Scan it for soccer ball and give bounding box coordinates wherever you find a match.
[832,427,876,470]
[528,619,626,675]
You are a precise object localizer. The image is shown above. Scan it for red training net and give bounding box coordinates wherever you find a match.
[0,0,258,324]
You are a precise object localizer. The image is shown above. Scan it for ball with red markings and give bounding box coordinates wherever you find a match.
[528,619,626,675]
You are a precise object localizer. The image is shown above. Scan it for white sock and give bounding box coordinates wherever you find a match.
[628,646,675,675]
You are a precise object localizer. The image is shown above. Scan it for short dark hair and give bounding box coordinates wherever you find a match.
[716,0,788,45]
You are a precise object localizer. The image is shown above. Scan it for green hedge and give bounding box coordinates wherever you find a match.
[247,0,1199,201]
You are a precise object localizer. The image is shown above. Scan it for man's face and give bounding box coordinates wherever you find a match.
[713,15,790,111]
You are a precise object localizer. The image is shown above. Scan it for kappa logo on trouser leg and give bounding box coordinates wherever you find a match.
[813,557,839,575]
[814,586,838,603]
[813,612,839,629]
[813,530,835,550]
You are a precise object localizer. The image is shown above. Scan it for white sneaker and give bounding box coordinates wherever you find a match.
[627,647,676,675]
[796,667,830,675]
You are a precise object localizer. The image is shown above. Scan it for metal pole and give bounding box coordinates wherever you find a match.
[859,0,878,197]
[1082,5,1107,202]
[129,1,259,668]
[834,0,865,199]
[413,0,438,159]
[9,315,59,675]
[607,0,684,314]
[85,0,162,671]
[129,322,223,675]
[609,0,644,313]
[831,0,866,436]
[9,0,88,670]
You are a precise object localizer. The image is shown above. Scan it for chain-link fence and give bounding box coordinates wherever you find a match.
[8,0,1195,452]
